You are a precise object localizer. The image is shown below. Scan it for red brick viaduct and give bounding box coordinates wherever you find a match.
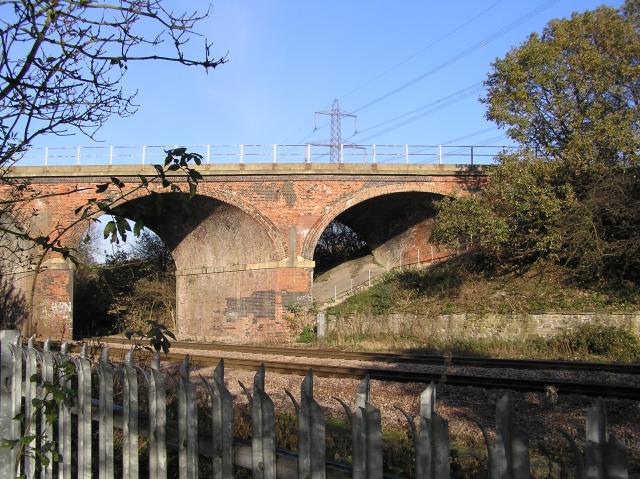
[1,163,486,342]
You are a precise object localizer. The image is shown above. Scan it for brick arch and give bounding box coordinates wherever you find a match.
[302,182,454,259]
[72,187,287,261]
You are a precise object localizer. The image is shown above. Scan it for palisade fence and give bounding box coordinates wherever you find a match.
[0,329,630,479]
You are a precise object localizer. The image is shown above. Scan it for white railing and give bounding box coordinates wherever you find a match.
[15,143,515,167]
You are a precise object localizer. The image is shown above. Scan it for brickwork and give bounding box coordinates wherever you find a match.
[2,164,485,341]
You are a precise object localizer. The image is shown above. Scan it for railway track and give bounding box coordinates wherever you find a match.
[80,337,640,400]
[96,336,640,375]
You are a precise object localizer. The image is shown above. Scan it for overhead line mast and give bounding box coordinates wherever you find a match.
[314,99,358,163]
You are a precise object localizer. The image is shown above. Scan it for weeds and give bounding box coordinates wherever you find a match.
[328,255,640,318]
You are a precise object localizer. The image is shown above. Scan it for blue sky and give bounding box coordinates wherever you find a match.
[33,0,623,154]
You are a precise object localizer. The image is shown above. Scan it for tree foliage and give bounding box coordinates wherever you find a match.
[483,2,640,185]
[74,229,176,338]
[434,1,640,285]
[313,221,368,275]
[0,0,225,166]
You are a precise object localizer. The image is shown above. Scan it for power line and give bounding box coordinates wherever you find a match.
[353,0,560,113]
[339,0,504,101]
[354,82,483,137]
[352,86,481,143]
[441,126,498,145]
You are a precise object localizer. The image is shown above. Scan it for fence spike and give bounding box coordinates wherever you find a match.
[123,348,139,478]
[351,376,382,479]
[212,359,234,478]
[298,370,326,479]
[413,383,450,479]
[0,330,20,478]
[98,346,114,479]
[355,375,370,409]
[254,363,266,390]
[582,399,628,479]
[252,367,276,479]
[77,354,92,479]
[40,344,55,479]
[487,393,530,479]
[178,356,198,479]
[24,338,38,478]
[56,344,73,479]
[148,353,167,479]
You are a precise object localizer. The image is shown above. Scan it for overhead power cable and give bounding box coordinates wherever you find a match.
[352,87,481,143]
[339,0,504,101]
[354,82,483,137]
[353,0,560,113]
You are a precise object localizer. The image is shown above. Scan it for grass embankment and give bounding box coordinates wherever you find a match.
[324,254,640,362]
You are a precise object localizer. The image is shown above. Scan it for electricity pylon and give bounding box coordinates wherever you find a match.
[314,99,358,163]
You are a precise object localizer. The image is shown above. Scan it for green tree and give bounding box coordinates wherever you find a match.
[483,2,640,186]
[434,1,640,284]
[74,228,176,337]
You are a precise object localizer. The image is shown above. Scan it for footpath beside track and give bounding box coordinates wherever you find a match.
[83,337,640,400]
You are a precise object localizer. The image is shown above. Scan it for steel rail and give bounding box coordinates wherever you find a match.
[94,337,640,375]
[91,346,640,400]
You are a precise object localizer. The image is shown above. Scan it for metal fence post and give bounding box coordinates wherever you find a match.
[123,348,139,479]
[417,384,450,478]
[0,330,20,478]
[149,354,167,479]
[239,144,244,164]
[141,145,146,165]
[273,144,277,164]
[485,393,530,479]
[372,144,376,164]
[98,348,114,479]
[339,144,344,164]
[252,365,276,479]
[76,146,81,165]
[211,359,234,479]
[563,399,629,479]
[77,346,92,479]
[297,370,326,479]
[438,145,442,164]
[405,144,409,164]
[207,144,211,164]
[306,143,311,163]
[23,337,37,478]
[352,376,382,479]
[109,145,114,165]
[58,343,72,479]
[44,147,49,166]
[41,340,54,479]
[178,356,198,479]
[470,146,474,166]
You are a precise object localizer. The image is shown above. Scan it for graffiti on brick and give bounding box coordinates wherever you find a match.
[41,300,72,321]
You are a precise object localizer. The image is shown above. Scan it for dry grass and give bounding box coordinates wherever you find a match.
[328,255,640,318]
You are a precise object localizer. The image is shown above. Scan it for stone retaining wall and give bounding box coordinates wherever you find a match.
[325,312,640,341]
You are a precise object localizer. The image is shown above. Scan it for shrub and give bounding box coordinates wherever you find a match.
[557,322,640,361]
[297,325,316,344]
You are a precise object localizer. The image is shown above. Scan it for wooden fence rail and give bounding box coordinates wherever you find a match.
[0,330,630,478]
